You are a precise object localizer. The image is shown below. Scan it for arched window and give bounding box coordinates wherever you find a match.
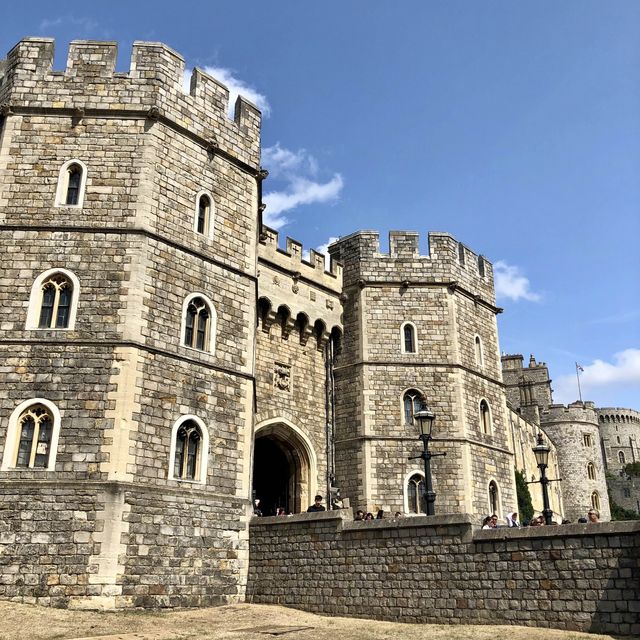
[406,473,425,514]
[488,480,499,516]
[26,269,81,331]
[38,274,73,328]
[168,415,209,484]
[194,190,215,237]
[480,399,492,434]
[173,420,202,480]
[474,335,483,366]
[403,389,424,426]
[591,491,600,511]
[181,294,216,353]
[401,322,417,354]
[55,159,88,208]
[478,256,485,277]
[587,462,596,480]
[1,399,62,471]
[618,451,626,464]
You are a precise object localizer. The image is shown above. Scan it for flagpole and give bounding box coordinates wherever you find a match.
[575,363,583,403]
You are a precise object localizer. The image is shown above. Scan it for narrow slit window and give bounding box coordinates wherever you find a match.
[196,195,211,235]
[480,400,491,434]
[403,324,416,353]
[65,165,82,205]
[587,463,596,480]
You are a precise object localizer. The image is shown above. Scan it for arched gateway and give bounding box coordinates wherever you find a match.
[252,419,317,516]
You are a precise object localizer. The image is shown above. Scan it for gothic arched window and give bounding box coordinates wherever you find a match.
[587,462,596,480]
[38,274,73,329]
[407,473,425,514]
[183,296,212,351]
[173,420,202,481]
[403,389,424,426]
[196,193,212,235]
[591,491,600,511]
[15,404,54,468]
[618,451,626,465]
[475,335,483,366]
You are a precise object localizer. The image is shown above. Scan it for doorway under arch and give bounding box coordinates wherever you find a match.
[253,420,316,516]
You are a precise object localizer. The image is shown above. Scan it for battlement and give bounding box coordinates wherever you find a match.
[501,353,548,370]
[258,226,343,293]
[541,401,599,426]
[0,38,261,167]
[597,407,640,425]
[328,230,496,305]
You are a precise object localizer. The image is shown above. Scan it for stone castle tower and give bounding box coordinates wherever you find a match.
[0,38,261,608]
[502,355,611,521]
[329,231,517,517]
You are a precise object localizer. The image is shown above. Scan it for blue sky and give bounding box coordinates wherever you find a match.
[3,1,639,408]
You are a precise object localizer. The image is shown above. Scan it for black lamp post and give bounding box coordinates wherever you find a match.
[532,432,554,525]
[410,403,446,516]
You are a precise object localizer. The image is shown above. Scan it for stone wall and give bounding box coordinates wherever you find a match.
[247,510,640,636]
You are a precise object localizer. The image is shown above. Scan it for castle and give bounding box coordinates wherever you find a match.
[0,38,637,610]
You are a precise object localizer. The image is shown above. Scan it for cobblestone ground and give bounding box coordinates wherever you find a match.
[0,602,616,640]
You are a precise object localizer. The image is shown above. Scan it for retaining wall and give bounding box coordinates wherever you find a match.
[247,511,640,636]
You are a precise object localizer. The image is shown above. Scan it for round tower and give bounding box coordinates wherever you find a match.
[540,401,610,521]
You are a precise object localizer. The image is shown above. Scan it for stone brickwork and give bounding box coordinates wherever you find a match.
[247,511,640,636]
[0,37,260,608]
[254,227,342,514]
[329,231,516,519]
[541,403,611,522]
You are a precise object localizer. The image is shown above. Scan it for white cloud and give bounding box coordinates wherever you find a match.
[183,66,270,118]
[261,143,344,229]
[553,349,640,404]
[493,261,541,302]
[39,16,99,32]
[303,237,340,269]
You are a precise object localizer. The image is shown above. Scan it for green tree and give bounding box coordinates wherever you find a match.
[515,468,534,522]
[623,462,640,477]
[610,499,638,521]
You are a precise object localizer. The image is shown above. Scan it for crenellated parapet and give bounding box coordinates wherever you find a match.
[542,401,599,426]
[258,226,342,292]
[328,230,497,309]
[0,38,261,168]
[257,227,343,348]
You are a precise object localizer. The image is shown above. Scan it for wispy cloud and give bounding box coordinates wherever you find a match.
[183,66,270,118]
[493,261,541,302]
[262,143,344,229]
[553,348,640,404]
[39,16,99,32]
[303,236,340,269]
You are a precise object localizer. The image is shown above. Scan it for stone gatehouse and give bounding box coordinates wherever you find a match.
[0,37,637,613]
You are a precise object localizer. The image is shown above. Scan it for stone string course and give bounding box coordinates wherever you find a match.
[247,511,640,636]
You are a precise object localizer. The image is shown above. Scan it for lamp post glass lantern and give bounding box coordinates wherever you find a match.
[533,432,553,525]
[409,402,444,516]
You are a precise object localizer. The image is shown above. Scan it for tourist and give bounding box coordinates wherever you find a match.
[354,510,365,521]
[481,516,492,529]
[307,495,326,513]
[536,515,545,526]
[276,507,286,516]
[577,517,588,523]
[394,511,403,519]
[253,499,262,517]
[376,509,384,519]
[587,509,600,523]
[364,512,374,521]
[506,511,519,527]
